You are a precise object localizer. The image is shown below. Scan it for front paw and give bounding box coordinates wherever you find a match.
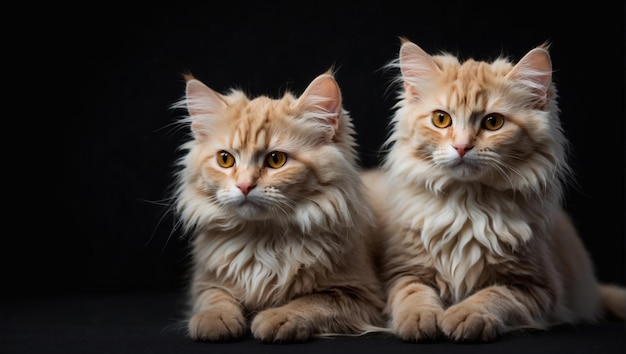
[251,308,314,342]
[188,309,247,341]
[441,303,503,341]
[392,306,443,342]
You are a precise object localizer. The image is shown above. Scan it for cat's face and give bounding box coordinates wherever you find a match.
[177,73,353,222]
[192,96,332,220]
[388,40,563,189]
[398,62,541,182]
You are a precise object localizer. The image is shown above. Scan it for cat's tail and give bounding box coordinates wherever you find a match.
[598,283,626,320]
[315,328,393,339]
[314,323,393,338]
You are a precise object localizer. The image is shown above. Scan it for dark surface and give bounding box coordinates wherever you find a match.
[2,292,625,354]
[4,1,625,353]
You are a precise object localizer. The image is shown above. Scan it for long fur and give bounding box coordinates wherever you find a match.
[171,71,387,342]
[362,38,626,342]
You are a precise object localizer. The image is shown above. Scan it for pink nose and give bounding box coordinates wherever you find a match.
[236,182,256,196]
[453,144,473,158]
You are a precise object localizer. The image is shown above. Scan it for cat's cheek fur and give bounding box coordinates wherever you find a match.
[297,145,348,185]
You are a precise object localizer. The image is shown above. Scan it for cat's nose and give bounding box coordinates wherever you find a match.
[236,182,257,196]
[453,144,473,158]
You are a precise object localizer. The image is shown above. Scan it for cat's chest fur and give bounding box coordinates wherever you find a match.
[397,184,540,303]
[192,224,344,310]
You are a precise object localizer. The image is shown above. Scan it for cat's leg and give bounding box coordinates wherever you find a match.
[188,287,247,341]
[387,276,444,341]
[440,209,602,342]
[250,288,383,342]
[440,284,549,341]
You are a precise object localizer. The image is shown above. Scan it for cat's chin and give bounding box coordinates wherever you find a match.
[232,203,272,221]
[444,160,485,181]
[442,166,513,191]
[450,170,482,181]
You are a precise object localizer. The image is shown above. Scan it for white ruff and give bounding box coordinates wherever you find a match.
[194,220,346,309]
[392,180,537,303]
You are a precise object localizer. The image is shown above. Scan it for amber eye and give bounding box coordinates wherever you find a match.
[432,110,452,128]
[266,151,287,169]
[482,113,504,131]
[217,151,235,168]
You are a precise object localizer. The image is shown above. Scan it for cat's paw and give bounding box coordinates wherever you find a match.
[440,303,503,342]
[251,308,314,342]
[392,306,443,342]
[188,309,247,341]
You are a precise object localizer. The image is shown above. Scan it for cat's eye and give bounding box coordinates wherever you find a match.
[217,151,235,168]
[481,113,505,131]
[432,110,452,128]
[266,151,287,169]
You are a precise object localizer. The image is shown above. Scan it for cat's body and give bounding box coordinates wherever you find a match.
[172,71,386,342]
[362,38,626,342]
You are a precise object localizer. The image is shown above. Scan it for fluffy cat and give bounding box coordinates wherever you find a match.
[361,38,626,342]
[171,71,386,342]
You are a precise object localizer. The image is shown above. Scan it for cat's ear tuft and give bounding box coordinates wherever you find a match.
[185,78,227,141]
[296,73,342,131]
[398,40,439,99]
[507,47,553,105]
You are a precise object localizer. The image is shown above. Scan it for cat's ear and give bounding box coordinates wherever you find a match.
[507,46,552,106]
[399,39,440,100]
[184,76,228,141]
[296,72,342,133]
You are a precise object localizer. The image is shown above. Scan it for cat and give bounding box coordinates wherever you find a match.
[361,38,626,342]
[170,70,387,342]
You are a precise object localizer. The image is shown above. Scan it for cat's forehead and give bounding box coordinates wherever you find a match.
[435,57,514,79]
[217,93,302,151]
[233,94,298,120]
[426,57,516,112]
[231,96,297,131]
[218,94,292,131]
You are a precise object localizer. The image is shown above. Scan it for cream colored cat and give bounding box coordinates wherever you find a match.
[362,38,626,342]
[171,71,386,342]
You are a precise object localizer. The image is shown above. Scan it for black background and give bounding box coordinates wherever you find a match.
[6,1,624,298]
